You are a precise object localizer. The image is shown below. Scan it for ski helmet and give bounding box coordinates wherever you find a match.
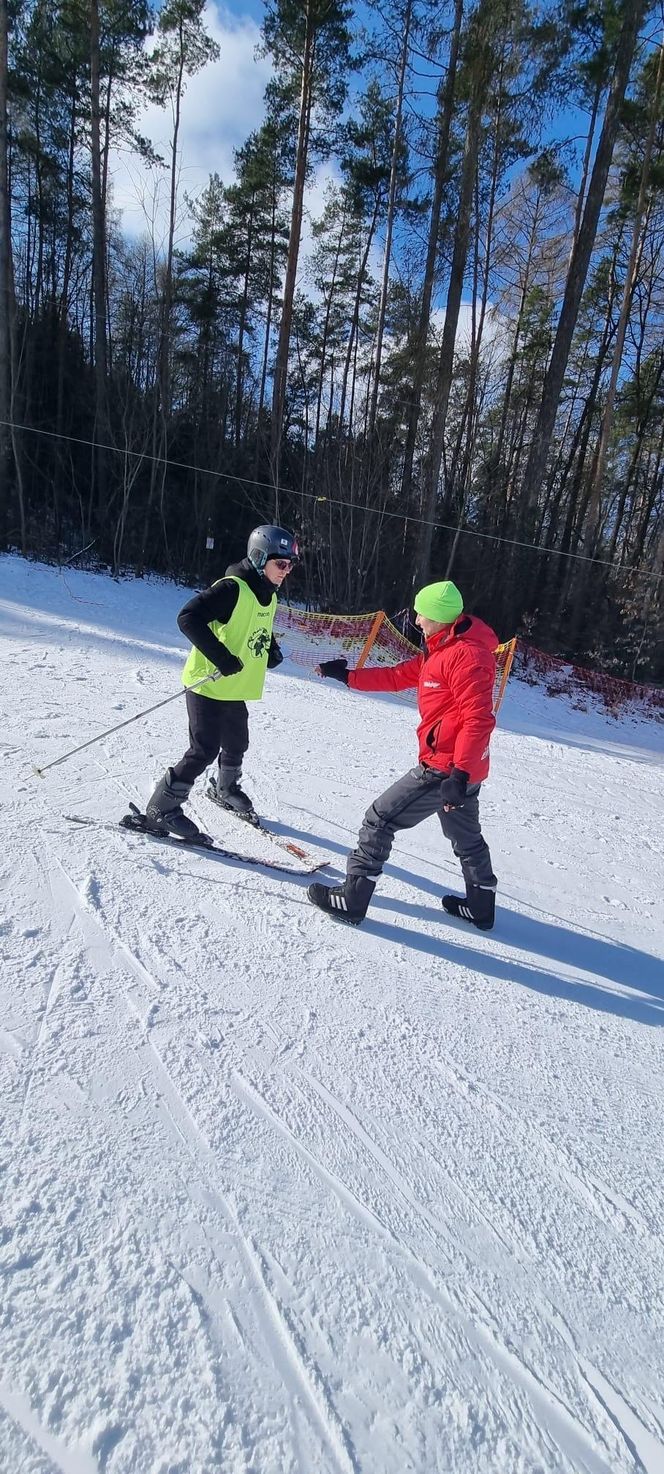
[247,525,299,571]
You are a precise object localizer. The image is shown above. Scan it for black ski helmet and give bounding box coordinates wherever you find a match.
[247,525,299,571]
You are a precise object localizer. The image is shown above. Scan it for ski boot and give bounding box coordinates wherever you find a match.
[442,884,496,932]
[145,768,203,841]
[206,764,258,825]
[307,877,375,927]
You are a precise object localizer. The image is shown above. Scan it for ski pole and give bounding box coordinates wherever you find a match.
[32,671,220,778]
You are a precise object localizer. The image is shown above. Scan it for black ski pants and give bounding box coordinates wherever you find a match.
[171,690,249,787]
[346,762,497,890]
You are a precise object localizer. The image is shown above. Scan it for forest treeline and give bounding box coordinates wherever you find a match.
[0,0,663,680]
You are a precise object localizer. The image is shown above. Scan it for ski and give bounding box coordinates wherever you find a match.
[62,810,329,876]
[204,785,318,865]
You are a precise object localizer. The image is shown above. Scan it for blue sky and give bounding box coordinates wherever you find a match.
[110,0,594,338]
[222,0,264,19]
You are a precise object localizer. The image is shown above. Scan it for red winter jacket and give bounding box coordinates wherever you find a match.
[348,615,498,782]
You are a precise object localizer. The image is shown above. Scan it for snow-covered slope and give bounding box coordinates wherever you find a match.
[1,554,663,1474]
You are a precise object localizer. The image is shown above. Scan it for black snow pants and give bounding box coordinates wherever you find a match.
[171,690,249,787]
[345,763,497,890]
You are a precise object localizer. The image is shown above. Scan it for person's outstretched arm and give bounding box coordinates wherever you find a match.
[317,654,422,692]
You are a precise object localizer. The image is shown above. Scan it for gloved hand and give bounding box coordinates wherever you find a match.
[317,658,349,684]
[268,639,284,669]
[439,767,469,808]
[211,651,244,679]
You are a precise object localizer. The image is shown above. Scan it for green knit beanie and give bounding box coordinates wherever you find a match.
[413,580,464,624]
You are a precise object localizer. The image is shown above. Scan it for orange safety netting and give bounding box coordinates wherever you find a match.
[273,606,517,714]
[515,642,664,719]
[273,606,662,721]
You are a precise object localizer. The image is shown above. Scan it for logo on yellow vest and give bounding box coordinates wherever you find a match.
[247,628,271,658]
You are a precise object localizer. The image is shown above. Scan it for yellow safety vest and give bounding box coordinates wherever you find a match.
[182,577,276,701]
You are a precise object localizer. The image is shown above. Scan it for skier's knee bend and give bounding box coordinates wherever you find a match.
[355,805,394,869]
[194,735,223,767]
[366,803,392,840]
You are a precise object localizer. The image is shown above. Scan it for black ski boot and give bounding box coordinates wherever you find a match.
[442,884,496,931]
[145,768,203,841]
[307,877,375,926]
[207,765,258,825]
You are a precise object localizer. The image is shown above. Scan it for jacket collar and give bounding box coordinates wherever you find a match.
[425,615,470,654]
[225,557,275,602]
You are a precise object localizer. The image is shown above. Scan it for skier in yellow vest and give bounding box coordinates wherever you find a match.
[146,526,299,840]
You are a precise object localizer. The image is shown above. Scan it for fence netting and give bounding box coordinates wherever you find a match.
[273,606,517,713]
[273,606,663,721]
[515,642,664,720]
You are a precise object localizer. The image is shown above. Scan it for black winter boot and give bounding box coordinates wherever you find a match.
[145,768,203,841]
[442,884,495,931]
[207,765,257,823]
[307,877,375,926]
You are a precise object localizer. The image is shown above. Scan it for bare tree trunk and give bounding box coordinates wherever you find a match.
[161,36,185,421]
[254,153,282,476]
[447,68,505,559]
[0,0,11,538]
[338,198,379,438]
[608,349,664,562]
[314,207,346,448]
[629,420,664,564]
[90,0,109,523]
[147,34,185,568]
[55,96,78,529]
[630,525,664,680]
[365,0,412,460]
[491,199,545,531]
[101,54,116,381]
[518,0,646,527]
[270,1,315,506]
[413,42,488,586]
[0,1,25,554]
[569,77,602,264]
[235,195,255,449]
[400,0,464,511]
[583,35,664,549]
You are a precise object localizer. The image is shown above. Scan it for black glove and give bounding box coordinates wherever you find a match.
[267,639,284,669]
[212,649,244,677]
[318,658,349,684]
[439,767,469,807]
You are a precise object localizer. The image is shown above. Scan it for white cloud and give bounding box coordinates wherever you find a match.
[429,302,510,358]
[109,2,272,245]
[297,164,343,293]
[298,163,387,303]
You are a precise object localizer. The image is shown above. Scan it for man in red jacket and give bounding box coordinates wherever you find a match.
[308,580,498,930]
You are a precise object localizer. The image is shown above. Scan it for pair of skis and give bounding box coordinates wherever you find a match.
[65,802,329,876]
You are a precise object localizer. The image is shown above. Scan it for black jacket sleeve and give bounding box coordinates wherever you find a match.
[177,581,241,671]
[267,636,283,669]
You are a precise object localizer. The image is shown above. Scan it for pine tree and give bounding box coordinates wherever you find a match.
[145,0,219,563]
[518,0,649,535]
[261,0,354,501]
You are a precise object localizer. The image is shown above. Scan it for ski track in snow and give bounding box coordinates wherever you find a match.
[1,554,663,1474]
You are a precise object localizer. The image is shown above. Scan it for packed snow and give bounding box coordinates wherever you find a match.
[1,552,663,1474]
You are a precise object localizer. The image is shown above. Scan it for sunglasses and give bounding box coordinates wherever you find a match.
[270,558,294,571]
